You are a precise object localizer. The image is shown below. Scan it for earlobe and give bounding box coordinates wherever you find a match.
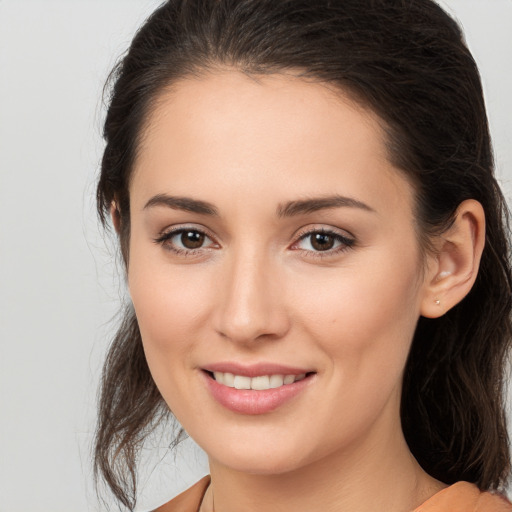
[110,201,122,234]
[420,199,485,319]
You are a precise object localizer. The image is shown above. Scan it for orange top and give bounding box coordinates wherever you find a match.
[154,476,512,512]
[413,481,512,512]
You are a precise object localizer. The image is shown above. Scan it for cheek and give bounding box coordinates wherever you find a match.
[127,258,219,421]
[292,251,422,380]
[284,255,423,450]
[127,249,215,370]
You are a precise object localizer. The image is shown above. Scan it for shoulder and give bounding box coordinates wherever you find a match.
[415,482,512,512]
[153,476,211,512]
[153,478,512,512]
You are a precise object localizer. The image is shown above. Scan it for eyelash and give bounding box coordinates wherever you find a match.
[153,226,355,258]
[292,228,355,258]
[153,226,217,256]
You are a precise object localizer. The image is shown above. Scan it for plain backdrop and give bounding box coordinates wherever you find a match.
[0,1,511,511]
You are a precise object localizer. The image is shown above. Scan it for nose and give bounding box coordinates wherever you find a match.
[213,248,291,344]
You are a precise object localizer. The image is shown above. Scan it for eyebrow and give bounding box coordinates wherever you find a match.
[277,195,375,217]
[143,193,375,217]
[144,194,219,216]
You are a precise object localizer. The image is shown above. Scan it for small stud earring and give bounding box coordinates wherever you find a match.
[434,299,441,305]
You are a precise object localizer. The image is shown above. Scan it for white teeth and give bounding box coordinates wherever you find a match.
[251,375,270,390]
[223,372,235,387]
[269,375,284,388]
[233,375,251,390]
[212,372,308,390]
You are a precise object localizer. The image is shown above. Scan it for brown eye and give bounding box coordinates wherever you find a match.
[155,227,215,253]
[293,229,355,255]
[180,230,205,249]
[310,233,335,251]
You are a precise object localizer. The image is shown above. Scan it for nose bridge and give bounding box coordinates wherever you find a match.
[215,241,289,343]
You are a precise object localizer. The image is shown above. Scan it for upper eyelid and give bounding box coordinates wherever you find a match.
[157,224,216,239]
[293,225,355,241]
[291,231,354,249]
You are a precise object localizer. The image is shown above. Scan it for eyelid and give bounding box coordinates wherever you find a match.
[293,225,355,243]
[290,225,356,255]
[153,224,220,251]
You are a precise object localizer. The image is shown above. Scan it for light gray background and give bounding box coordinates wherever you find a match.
[0,1,511,511]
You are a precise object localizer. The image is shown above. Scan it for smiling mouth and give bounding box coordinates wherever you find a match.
[203,368,316,414]
[204,371,312,391]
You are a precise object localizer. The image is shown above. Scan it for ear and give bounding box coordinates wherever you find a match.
[110,201,122,234]
[420,199,485,318]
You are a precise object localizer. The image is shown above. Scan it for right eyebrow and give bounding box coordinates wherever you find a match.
[143,194,219,216]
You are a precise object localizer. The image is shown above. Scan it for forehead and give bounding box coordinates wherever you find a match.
[130,70,414,218]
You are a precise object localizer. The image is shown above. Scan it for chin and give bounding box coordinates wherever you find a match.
[202,431,324,476]
[216,452,305,475]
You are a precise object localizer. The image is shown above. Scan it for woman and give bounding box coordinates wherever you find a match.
[94,1,512,511]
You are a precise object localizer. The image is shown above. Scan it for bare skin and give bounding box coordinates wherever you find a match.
[123,70,485,512]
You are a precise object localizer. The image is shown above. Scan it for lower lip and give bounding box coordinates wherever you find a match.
[202,372,313,415]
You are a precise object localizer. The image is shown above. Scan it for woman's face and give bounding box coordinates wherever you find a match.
[127,71,433,474]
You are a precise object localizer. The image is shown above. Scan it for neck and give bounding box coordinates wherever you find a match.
[205,410,445,512]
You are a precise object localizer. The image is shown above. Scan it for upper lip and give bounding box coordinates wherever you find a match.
[202,362,315,378]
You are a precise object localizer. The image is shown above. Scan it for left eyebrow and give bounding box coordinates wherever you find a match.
[277,195,376,218]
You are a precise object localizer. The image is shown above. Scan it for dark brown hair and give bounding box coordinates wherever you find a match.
[95,0,512,509]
